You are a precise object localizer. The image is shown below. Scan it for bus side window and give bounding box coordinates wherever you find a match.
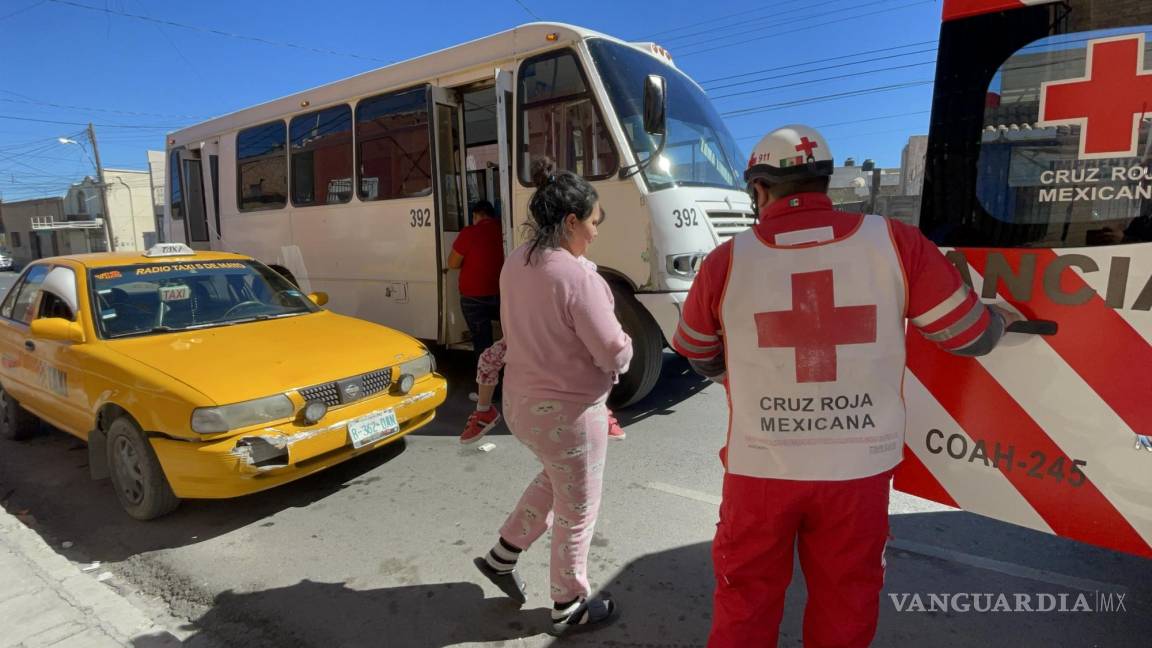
[236,121,288,212]
[356,87,433,201]
[517,49,618,184]
[290,104,353,207]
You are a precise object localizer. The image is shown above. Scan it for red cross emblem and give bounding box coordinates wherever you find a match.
[755,270,877,383]
[1039,34,1152,159]
[795,136,819,160]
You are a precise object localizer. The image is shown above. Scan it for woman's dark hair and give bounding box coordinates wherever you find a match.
[523,157,601,263]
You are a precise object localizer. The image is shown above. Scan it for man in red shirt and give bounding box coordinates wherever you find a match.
[449,200,505,398]
[672,125,1020,647]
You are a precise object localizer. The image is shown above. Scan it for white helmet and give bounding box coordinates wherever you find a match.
[744,124,834,189]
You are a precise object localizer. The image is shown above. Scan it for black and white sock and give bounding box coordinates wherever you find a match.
[484,537,521,574]
[552,597,582,622]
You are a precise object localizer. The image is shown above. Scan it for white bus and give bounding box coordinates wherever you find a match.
[165,23,752,407]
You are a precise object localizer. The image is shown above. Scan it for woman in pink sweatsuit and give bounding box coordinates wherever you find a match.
[473,158,632,636]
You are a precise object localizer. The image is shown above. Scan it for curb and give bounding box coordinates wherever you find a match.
[0,506,180,646]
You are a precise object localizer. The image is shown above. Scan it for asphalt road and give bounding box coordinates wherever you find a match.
[0,271,1150,647]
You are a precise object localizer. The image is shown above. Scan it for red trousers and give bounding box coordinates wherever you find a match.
[708,470,892,648]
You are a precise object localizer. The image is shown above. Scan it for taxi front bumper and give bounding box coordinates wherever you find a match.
[150,376,447,499]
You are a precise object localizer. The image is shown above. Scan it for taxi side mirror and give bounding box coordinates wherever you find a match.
[30,318,85,343]
[308,292,329,306]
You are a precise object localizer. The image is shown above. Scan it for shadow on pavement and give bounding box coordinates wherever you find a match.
[420,347,712,441]
[139,579,550,648]
[0,429,408,564]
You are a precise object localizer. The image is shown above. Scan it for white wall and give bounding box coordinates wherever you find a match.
[103,169,157,251]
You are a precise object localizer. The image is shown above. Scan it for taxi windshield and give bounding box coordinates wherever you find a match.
[89,260,318,339]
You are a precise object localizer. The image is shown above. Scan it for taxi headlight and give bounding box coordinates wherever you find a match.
[191,394,295,434]
[398,353,433,381]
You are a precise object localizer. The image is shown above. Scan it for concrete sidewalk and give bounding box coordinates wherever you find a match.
[0,506,176,648]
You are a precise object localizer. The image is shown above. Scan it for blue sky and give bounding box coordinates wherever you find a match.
[0,0,943,201]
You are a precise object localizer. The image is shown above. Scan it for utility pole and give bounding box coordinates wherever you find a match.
[86,123,114,252]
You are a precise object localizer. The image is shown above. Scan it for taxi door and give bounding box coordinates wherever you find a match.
[895,16,1152,558]
[0,264,50,408]
[21,265,92,436]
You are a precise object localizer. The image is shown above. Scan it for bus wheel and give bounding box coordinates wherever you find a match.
[269,264,298,287]
[106,415,180,520]
[609,289,664,409]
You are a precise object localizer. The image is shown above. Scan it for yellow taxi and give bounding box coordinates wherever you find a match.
[0,244,446,519]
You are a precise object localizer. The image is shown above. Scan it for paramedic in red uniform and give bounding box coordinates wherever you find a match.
[672,125,1020,648]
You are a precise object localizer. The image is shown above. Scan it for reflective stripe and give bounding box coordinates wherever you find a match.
[679,319,720,343]
[922,300,985,342]
[673,329,721,355]
[910,285,970,328]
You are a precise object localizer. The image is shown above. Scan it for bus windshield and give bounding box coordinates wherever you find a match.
[587,38,744,192]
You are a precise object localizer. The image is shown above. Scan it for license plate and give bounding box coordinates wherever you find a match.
[347,409,400,449]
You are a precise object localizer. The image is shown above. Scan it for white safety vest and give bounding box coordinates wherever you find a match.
[720,214,907,481]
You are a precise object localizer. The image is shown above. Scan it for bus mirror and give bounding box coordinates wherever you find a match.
[308,292,329,306]
[643,75,667,136]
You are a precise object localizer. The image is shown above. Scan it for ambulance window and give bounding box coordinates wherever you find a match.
[7,265,50,324]
[973,27,1152,247]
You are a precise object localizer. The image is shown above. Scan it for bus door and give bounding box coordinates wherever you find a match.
[178,148,212,251]
[429,86,469,345]
[495,68,516,254]
[896,0,1152,558]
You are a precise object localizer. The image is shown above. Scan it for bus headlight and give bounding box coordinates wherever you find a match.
[191,394,295,434]
[667,254,705,278]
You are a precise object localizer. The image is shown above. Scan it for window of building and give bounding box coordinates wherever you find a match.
[356,87,432,201]
[76,191,87,214]
[518,50,618,183]
[290,105,353,206]
[237,121,288,211]
[10,232,21,249]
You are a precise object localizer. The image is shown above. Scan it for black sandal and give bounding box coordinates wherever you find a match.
[548,595,620,636]
[473,556,527,605]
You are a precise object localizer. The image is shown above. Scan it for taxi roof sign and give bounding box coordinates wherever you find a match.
[143,243,197,258]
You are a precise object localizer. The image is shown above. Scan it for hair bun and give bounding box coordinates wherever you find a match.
[529,156,558,189]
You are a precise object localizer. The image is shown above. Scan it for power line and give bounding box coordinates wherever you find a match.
[672,0,904,51]
[45,0,390,63]
[638,0,812,40]
[0,114,179,129]
[0,95,204,120]
[699,40,935,86]
[711,59,936,100]
[734,110,931,141]
[659,0,858,45]
[721,80,933,118]
[679,0,935,58]
[0,0,46,22]
[509,0,542,20]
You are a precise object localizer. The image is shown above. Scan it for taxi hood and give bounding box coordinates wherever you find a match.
[105,311,428,405]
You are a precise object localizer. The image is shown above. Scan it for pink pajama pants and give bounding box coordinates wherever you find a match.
[497,391,609,603]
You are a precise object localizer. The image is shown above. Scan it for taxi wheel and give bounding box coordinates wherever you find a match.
[0,387,37,441]
[106,416,180,520]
